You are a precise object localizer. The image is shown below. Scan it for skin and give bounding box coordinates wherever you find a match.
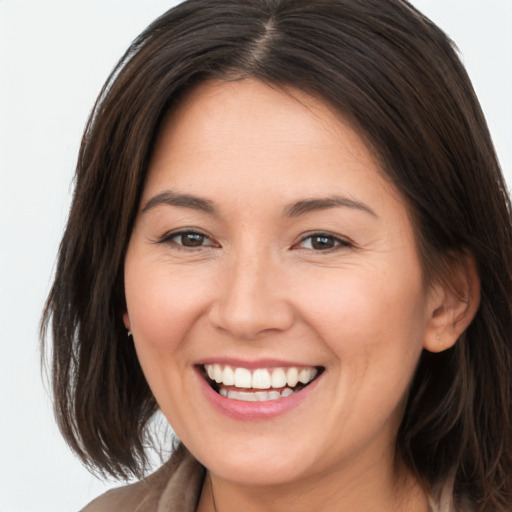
[123,79,478,512]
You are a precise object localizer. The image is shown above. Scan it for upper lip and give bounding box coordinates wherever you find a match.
[194,357,322,369]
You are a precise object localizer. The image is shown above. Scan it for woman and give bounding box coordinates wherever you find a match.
[41,0,512,511]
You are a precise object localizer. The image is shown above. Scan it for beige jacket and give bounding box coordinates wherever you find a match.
[82,449,205,512]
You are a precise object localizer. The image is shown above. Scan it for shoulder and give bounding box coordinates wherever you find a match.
[81,482,147,512]
[81,447,204,512]
[81,462,175,512]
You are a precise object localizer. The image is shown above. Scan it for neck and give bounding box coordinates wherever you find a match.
[196,455,429,512]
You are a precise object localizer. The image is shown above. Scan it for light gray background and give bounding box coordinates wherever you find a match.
[0,1,511,511]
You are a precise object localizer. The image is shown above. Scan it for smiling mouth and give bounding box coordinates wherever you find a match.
[201,364,323,402]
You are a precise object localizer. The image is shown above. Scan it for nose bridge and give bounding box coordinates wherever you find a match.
[209,241,294,339]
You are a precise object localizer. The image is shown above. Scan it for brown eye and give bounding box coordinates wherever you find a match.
[298,233,350,251]
[311,235,336,250]
[169,231,211,247]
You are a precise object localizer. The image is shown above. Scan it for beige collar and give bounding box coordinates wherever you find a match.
[156,450,205,512]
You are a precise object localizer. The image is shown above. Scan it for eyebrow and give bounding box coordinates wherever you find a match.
[284,196,377,218]
[141,191,217,215]
[141,190,376,218]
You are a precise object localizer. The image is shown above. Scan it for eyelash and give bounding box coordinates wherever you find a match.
[157,229,352,253]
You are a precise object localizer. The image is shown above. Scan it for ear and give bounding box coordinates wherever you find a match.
[123,312,131,331]
[423,252,480,353]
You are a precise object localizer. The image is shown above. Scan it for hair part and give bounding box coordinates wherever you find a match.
[42,1,512,509]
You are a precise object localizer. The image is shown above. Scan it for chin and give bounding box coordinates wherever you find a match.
[185,431,331,488]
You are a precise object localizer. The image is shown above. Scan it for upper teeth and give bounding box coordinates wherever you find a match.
[204,364,318,389]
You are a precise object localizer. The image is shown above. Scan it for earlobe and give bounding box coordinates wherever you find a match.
[123,312,131,331]
[423,253,480,353]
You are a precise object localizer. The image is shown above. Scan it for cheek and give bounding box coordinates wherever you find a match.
[292,263,428,367]
[301,267,427,422]
[123,258,211,400]
[123,261,209,421]
[125,261,204,343]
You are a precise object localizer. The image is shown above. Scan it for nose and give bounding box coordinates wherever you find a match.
[208,251,295,340]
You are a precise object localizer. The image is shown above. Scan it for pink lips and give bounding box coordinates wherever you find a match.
[194,362,322,421]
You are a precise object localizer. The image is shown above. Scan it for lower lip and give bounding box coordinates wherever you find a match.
[195,368,321,421]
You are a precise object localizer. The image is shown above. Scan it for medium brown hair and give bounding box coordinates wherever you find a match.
[42,1,512,509]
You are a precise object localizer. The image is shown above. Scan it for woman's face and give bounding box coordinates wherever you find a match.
[124,79,439,487]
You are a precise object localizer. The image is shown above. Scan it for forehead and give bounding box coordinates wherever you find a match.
[146,78,393,198]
